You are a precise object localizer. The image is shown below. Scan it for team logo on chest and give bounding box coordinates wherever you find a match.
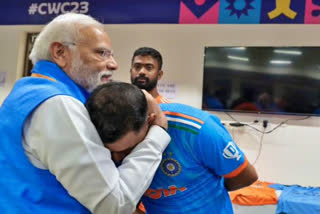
[161,156,181,177]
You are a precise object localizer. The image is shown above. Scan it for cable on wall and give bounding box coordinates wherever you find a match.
[224,112,311,164]
[252,127,265,165]
[224,112,311,134]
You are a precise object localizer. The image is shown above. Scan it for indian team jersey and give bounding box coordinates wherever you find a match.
[142,103,248,214]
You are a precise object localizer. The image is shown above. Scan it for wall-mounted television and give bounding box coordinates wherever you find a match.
[202,47,320,116]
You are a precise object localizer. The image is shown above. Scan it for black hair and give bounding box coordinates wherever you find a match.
[85,82,148,144]
[132,47,163,70]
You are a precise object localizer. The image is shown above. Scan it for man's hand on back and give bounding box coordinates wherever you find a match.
[142,90,168,130]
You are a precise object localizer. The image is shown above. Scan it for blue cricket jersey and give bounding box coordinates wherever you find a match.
[142,103,248,214]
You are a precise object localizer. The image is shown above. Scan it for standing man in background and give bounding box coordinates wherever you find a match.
[130,47,170,104]
[130,47,170,213]
[0,13,170,214]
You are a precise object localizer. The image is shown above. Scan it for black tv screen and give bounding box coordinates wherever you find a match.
[202,47,320,116]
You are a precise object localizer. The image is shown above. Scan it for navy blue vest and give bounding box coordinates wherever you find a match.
[0,61,91,213]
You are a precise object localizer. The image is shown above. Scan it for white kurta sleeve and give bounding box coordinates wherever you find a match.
[23,95,170,214]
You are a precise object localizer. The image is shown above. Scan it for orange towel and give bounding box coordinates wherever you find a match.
[229,181,278,206]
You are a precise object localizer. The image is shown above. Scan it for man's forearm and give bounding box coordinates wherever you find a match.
[95,126,170,214]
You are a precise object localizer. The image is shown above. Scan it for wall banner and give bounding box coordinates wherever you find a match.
[1,0,320,25]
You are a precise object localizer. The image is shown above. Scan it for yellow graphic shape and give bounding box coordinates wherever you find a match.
[268,0,297,20]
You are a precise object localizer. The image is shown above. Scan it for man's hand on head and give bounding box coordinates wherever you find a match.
[142,90,168,130]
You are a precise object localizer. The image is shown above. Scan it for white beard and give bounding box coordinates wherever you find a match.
[68,51,113,92]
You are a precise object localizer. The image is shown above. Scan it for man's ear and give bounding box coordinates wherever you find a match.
[147,113,156,126]
[49,42,70,69]
[158,70,163,80]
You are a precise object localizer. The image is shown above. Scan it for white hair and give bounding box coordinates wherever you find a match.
[29,13,103,65]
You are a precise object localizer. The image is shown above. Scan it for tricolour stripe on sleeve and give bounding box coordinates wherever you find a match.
[164,111,204,126]
[164,111,204,135]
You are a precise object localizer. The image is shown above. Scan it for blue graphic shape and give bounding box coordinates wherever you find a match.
[226,0,254,18]
[219,0,262,23]
[181,0,219,18]
[312,0,320,17]
[260,0,305,24]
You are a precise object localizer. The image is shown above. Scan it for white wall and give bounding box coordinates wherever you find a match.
[0,25,42,104]
[1,24,319,186]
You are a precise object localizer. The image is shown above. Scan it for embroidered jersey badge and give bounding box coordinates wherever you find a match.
[161,158,181,177]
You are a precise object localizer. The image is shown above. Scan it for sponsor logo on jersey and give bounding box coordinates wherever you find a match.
[144,185,187,199]
[223,141,241,161]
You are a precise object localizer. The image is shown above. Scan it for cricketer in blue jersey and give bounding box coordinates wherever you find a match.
[86,82,258,214]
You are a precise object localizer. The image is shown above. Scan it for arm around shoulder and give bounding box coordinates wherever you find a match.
[25,96,170,214]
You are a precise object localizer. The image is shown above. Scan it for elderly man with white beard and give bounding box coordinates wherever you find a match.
[0,13,170,214]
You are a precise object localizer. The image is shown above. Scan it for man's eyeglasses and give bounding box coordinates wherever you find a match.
[62,41,114,60]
